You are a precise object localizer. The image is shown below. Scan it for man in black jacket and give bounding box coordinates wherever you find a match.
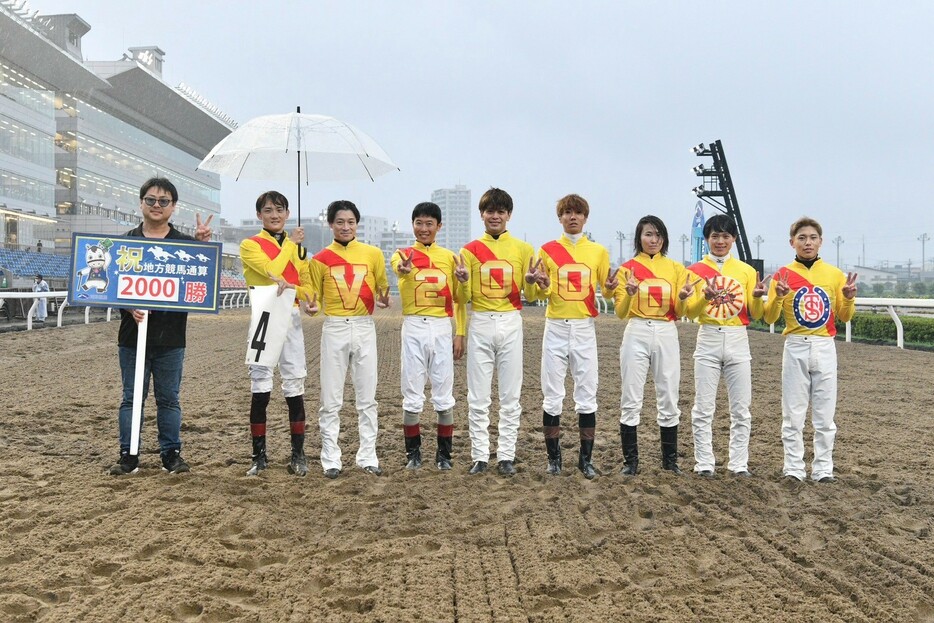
[109,177,213,475]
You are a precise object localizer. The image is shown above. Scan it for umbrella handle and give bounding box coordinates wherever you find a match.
[298,245,307,261]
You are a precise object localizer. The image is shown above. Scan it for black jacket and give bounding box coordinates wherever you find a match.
[117,224,194,349]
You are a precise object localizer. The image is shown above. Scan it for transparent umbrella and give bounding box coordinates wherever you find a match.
[197,107,399,230]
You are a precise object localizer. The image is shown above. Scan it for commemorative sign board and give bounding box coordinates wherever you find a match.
[67,233,222,313]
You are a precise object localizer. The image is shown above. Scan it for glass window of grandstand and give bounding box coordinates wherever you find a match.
[0,61,55,116]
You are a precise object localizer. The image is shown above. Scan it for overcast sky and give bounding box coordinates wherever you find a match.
[35,0,934,269]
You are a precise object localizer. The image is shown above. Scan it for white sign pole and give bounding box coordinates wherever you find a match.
[129,310,148,456]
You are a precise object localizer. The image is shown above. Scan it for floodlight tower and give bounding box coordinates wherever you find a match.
[920,233,930,274]
[690,140,761,276]
[832,236,844,267]
[615,230,627,265]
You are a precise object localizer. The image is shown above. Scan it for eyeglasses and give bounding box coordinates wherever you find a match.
[143,197,173,207]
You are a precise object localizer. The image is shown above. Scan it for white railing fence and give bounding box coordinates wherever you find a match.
[762,296,934,349]
[593,295,933,350]
[0,289,251,331]
[848,297,934,349]
[5,291,933,348]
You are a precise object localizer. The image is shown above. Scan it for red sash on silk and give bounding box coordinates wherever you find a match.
[250,235,299,285]
[687,261,719,281]
[776,266,812,292]
[542,241,597,317]
[623,258,656,282]
[623,258,676,321]
[315,248,375,313]
[407,247,454,317]
[463,240,522,310]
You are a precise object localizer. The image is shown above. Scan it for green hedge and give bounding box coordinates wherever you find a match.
[836,312,934,345]
[750,312,934,346]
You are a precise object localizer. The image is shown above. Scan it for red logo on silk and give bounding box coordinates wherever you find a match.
[688,261,749,324]
[794,287,831,328]
[778,267,835,335]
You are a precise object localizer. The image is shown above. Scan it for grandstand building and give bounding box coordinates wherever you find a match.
[0,3,233,288]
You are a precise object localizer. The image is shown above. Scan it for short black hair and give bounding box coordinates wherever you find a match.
[255,191,289,213]
[327,200,360,224]
[703,214,738,238]
[634,215,669,256]
[412,202,442,223]
[478,187,513,214]
[139,177,178,203]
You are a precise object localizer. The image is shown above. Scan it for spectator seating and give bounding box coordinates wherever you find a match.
[220,270,246,289]
[0,249,70,280]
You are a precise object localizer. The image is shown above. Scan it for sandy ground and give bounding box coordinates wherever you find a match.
[0,304,932,622]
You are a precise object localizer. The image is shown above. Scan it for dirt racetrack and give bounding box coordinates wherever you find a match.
[0,303,932,622]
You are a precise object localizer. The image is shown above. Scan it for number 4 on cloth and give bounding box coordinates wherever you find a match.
[245,284,295,367]
[250,311,270,362]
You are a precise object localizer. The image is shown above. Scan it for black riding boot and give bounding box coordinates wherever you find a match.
[405,433,423,470]
[247,436,267,476]
[619,424,639,476]
[660,425,681,474]
[288,433,308,477]
[435,434,452,470]
[543,411,561,475]
[545,437,562,475]
[578,439,597,480]
[285,395,307,477]
[248,392,270,476]
[578,412,597,479]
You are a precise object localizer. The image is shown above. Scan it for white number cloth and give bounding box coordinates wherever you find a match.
[245,285,296,367]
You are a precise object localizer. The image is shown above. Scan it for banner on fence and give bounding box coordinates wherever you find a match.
[67,233,222,313]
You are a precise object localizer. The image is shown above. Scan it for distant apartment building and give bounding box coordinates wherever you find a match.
[0,5,233,259]
[431,184,471,252]
[358,215,389,248]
